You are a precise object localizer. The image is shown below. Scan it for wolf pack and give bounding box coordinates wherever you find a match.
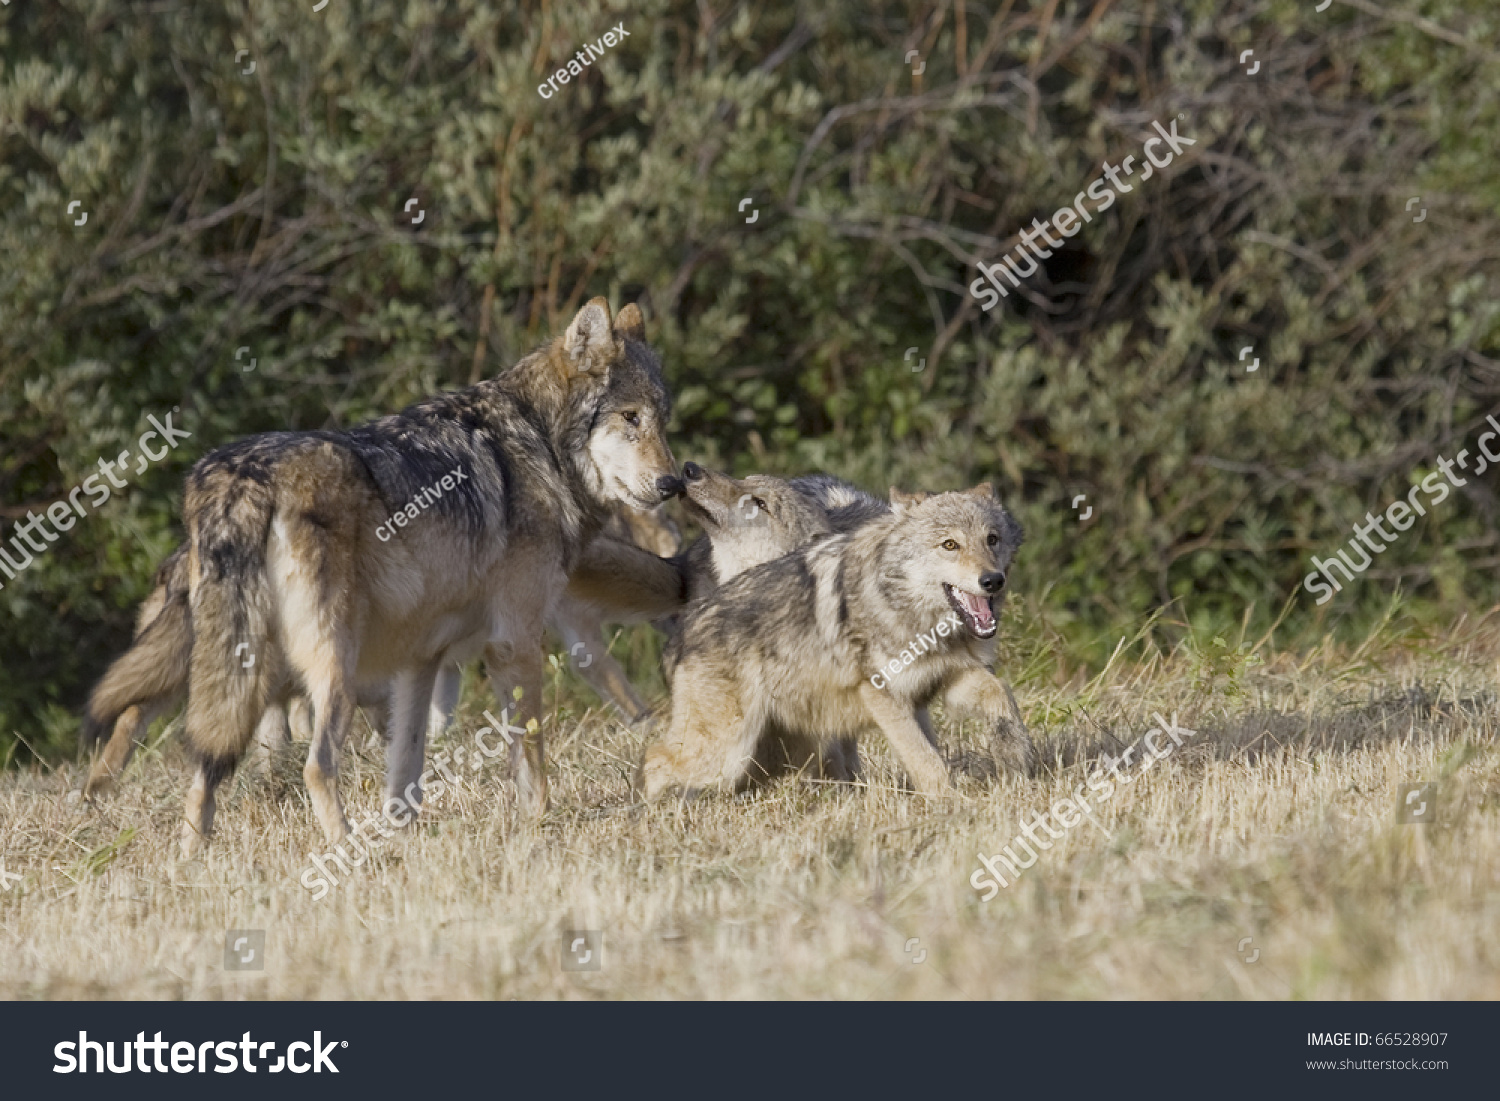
[80,299,1033,860]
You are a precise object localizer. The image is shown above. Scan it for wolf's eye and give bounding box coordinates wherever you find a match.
[987,533,999,547]
[752,497,767,513]
[622,410,640,427]
[941,539,959,551]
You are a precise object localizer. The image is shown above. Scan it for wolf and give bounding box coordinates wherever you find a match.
[78,506,684,798]
[640,483,1034,800]
[172,297,679,853]
[659,461,871,784]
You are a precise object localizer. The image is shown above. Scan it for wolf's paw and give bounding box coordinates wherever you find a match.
[990,725,1036,777]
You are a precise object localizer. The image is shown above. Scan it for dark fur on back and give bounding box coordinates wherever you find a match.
[188,338,671,588]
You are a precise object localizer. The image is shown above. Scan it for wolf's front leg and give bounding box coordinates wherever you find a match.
[385,663,440,812]
[857,684,952,796]
[943,667,1035,775]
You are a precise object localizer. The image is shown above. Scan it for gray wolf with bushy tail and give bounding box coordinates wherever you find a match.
[175,298,681,854]
[641,483,1033,800]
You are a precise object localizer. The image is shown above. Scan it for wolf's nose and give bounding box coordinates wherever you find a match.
[682,462,704,482]
[979,570,1006,594]
[656,474,686,499]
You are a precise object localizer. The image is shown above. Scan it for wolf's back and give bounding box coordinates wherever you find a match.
[790,473,887,532]
[80,545,192,749]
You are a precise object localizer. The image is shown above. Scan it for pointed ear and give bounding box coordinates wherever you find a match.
[614,302,646,342]
[563,297,615,374]
[964,482,997,501]
[889,487,929,510]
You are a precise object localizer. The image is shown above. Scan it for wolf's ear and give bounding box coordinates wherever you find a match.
[614,302,646,342]
[889,487,929,510]
[563,297,615,374]
[963,482,997,501]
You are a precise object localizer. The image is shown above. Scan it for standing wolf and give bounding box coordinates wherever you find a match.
[641,484,1033,799]
[176,298,679,853]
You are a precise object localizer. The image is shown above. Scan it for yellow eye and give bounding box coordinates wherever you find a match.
[941,539,959,551]
[623,410,640,426]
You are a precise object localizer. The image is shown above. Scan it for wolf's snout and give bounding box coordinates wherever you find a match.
[979,570,1006,594]
[656,474,686,499]
[682,462,704,482]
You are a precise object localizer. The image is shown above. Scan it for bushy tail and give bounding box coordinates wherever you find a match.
[182,473,280,772]
[80,546,192,749]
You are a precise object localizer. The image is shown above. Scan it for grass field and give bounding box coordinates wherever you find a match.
[3,615,1498,1000]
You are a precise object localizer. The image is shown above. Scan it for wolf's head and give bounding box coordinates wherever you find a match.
[885,484,1023,640]
[680,462,834,581]
[554,298,682,512]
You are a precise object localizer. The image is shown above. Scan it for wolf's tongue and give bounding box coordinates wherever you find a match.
[958,589,994,630]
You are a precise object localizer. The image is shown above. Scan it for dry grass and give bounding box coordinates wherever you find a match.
[3,621,1498,1000]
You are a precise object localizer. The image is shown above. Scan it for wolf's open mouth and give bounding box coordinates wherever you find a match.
[944,583,996,638]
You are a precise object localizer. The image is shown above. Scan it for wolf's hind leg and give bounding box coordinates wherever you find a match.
[485,641,547,817]
[642,717,761,799]
[943,668,1035,776]
[819,736,861,782]
[301,669,357,844]
[84,697,175,798]
[643,670,761,799]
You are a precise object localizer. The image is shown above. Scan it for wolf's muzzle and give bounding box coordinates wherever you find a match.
[681,461,705,482]
[979,569,1007,594]
[656,474,687,500]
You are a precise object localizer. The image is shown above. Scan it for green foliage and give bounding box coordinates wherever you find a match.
[3,1,1498,761]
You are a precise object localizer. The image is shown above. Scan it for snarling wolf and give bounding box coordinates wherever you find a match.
[78,506,684,798]
[641,483,1034,800]
[171,298,679,853]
